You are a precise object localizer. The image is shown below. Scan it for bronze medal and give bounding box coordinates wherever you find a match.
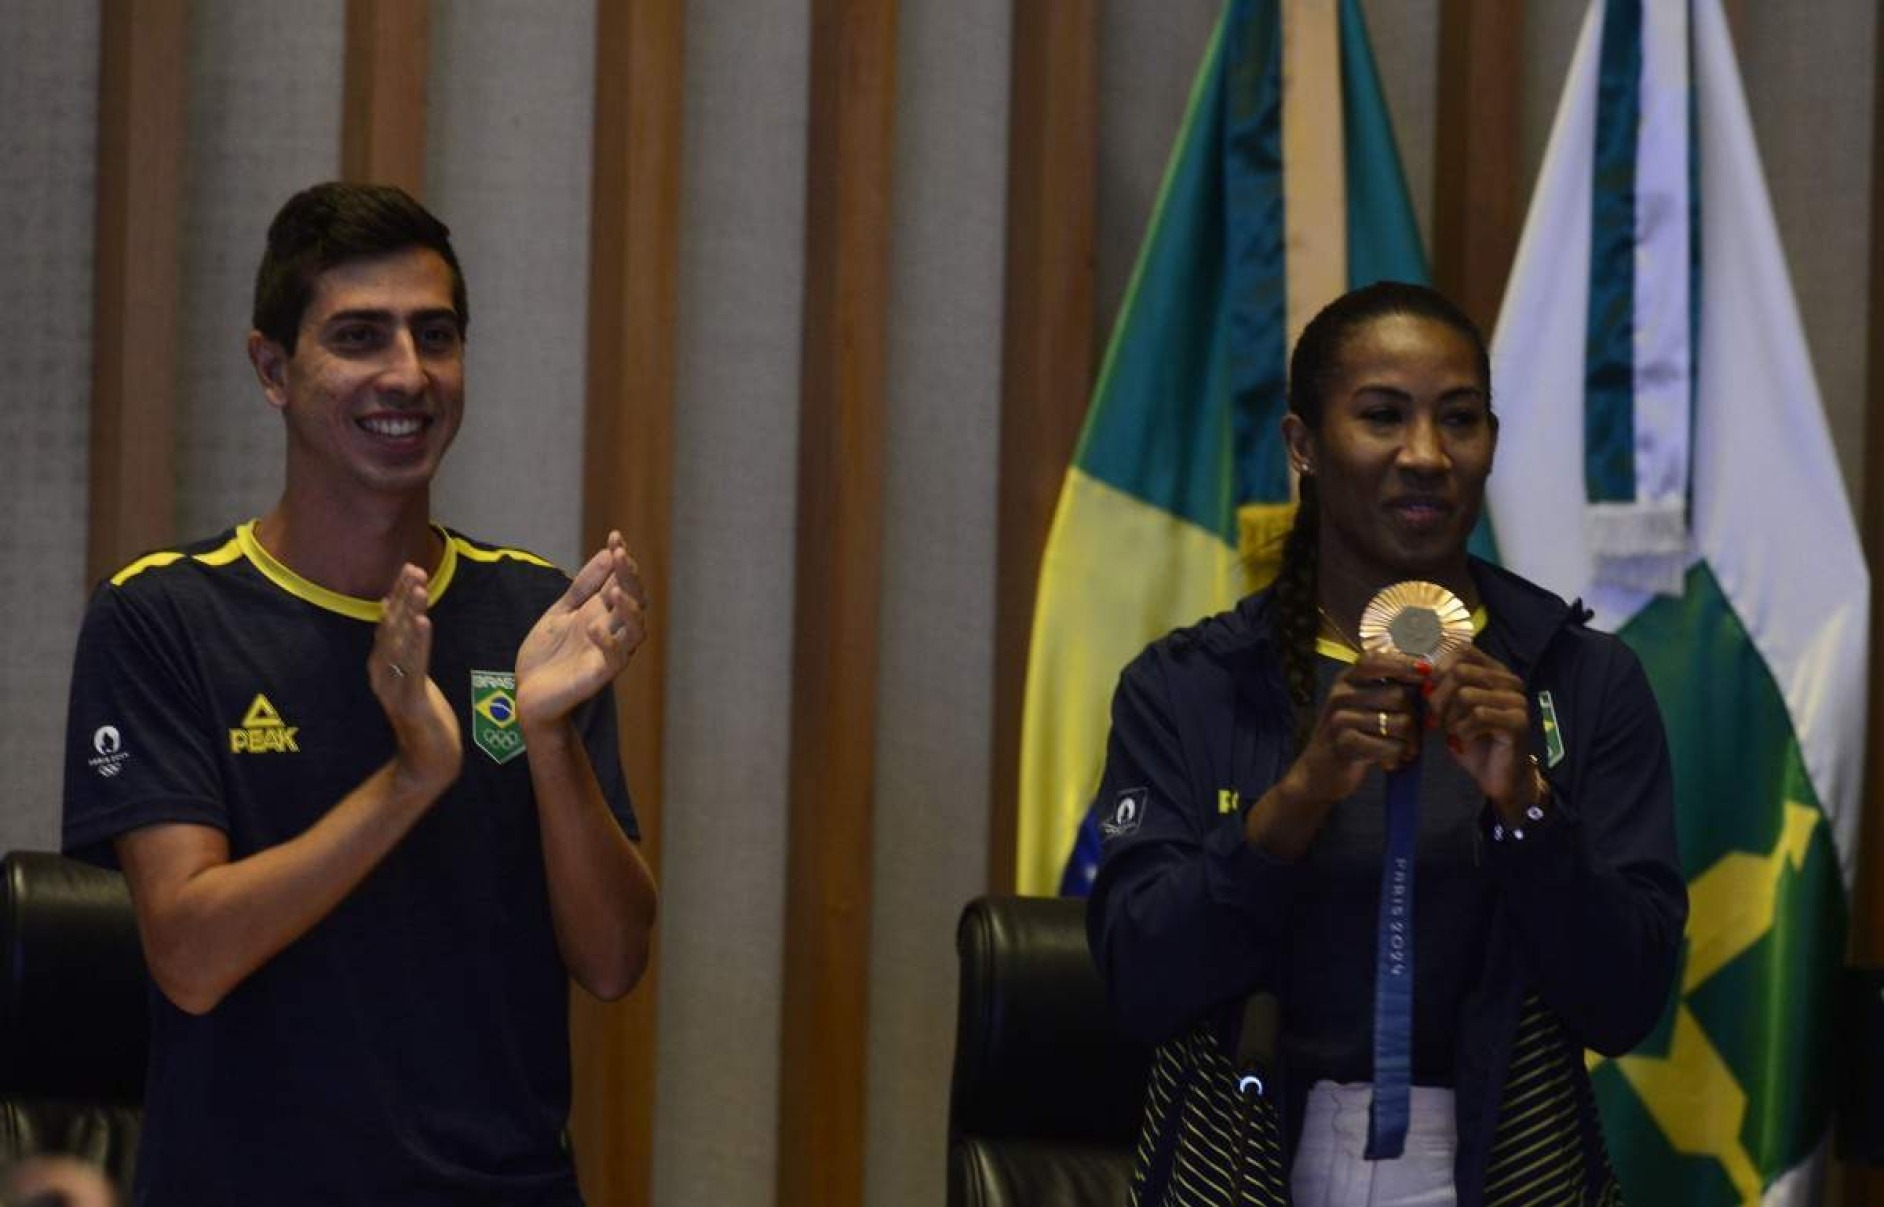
[1356,581,1474,660]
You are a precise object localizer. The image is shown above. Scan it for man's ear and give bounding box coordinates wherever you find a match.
[247,331,290,411]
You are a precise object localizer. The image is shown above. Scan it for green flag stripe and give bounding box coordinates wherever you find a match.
[1074,13,1237,539]
[1622,563,1809,869]
[1337,0,1429,289]
[1224,0,1291,508]
[1584,0,1643,503]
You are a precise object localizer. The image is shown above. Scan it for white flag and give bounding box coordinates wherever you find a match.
[1487,0,1866,1201]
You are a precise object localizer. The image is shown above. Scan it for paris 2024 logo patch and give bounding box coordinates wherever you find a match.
[1101,787,1147,841]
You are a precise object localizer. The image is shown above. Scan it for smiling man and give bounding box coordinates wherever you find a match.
[61,183,658,1207]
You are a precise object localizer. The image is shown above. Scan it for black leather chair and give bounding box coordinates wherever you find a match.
[1840,965,1884,1164]
[949,895,1151,1207]
[0,852,148,1192]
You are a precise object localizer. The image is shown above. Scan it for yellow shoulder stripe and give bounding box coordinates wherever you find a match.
[111,525,556,615]
[196,541,245,566]
[448,536,558,571]
[110,551,184,586]
[110,535,246,587]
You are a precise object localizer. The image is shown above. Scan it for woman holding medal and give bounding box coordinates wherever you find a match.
[1085,282,1686,1206]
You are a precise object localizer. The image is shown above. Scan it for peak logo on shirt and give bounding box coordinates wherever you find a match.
[230,694,300,754]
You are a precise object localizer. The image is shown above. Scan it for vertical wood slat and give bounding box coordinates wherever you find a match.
[89,0,187,586]
[777,2,898,1205]
[341,0,430,195]
[575,3,685,1205]
[986,0,1099,894]
[1432,0,1524,335]
[1843,1,1884,1202]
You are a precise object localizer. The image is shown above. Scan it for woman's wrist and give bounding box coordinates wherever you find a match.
[1245,768,1334,859]
[1490,754,1552,838]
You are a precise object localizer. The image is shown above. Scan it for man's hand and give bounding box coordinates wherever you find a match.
[371,564,462,793]
[515,532,647,732]
[514,530,658,999]
[119,565,471,1016]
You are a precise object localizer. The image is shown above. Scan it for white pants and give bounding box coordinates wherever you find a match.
[1290,1081,1458,1207]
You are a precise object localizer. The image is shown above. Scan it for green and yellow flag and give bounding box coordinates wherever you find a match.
[1487,1,1865,1200]
[1022,0,1430,896]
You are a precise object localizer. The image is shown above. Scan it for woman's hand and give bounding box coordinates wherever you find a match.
[1424,645,1543,824]
[1294,649,1428,795]
[1247,650,1424,858]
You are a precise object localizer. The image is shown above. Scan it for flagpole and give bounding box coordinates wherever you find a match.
[1432,0,1524,336]
[990,0,1099,895]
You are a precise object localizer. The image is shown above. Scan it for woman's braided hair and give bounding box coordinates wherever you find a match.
[1273,282,1491,750]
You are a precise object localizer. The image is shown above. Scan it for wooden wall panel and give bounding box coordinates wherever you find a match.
[1433,0,1523,335]
[1843,1,1884,1201]
[986,0,1099,894]
[342,0,430,194]
[576,3,685,1205]
[89,0,187,585]
[777,1,898,1205]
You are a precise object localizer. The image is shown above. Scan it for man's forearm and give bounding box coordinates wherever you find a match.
[524,719,658,1001]
[117,756,452,1015]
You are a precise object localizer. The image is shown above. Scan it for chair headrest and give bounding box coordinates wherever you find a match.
[948,895,1149,1143]
[0,852,148,1103]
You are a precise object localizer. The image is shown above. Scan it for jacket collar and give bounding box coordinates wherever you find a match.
[1466,557,1587,678]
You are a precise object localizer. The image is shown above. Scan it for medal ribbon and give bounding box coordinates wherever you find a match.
[1366,745,1419,1159]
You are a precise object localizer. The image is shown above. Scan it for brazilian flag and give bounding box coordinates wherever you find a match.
[1019,0,1431,896]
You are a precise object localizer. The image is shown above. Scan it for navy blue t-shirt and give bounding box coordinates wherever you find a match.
[1279,653,1495,1089]
[63,523,638,1207]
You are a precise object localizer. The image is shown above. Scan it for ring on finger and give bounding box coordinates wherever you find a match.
[1377,710,1388,737]
[388,663,407,679]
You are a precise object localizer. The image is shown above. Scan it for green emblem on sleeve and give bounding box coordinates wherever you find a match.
[470,670,526,765]
[1537,690,1566,767]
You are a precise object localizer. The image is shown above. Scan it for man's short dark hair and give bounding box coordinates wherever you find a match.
[251,182,469,353]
